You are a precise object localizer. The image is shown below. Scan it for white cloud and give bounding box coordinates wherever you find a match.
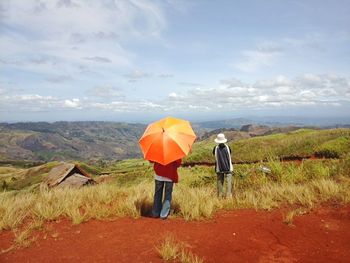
[233,41,283,72]
[164,74,350,111]
[87,86,124,98]
[0,94,61,112]
[234,49,281,72]
[168,92,178,99]
[0,0,167,76]
[83,56,112,63]
[177,82,204,87]
[256,42,284,53]
[1,74,349,114]
[124,69,151,82]
[299,90,316,99]
[220,78,244,87]
[45,75,73,83]
[90,100,164,112]
[0,1,165,39]
[232,32,349,73]
[157,73,174,78]
[122,70,174,82]
[64,98,81,109]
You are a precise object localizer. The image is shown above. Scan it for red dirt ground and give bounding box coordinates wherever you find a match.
[1,205,349,263]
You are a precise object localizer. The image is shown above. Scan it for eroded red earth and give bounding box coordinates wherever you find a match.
[1,206,349,263]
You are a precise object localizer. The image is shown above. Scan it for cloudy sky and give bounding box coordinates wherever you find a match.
[1,0,350,122]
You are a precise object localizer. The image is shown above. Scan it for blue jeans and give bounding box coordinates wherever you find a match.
[152,180,174,217]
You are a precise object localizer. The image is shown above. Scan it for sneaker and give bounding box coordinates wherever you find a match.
[160,200,170,219]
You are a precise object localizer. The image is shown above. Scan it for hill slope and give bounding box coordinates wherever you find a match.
[1,122,349,164]
[185,128,350,164]
[0,122,146,162]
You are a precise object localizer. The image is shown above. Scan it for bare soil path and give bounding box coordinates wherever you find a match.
[1,205,349,263]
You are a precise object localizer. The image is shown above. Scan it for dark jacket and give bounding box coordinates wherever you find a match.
[213,143,233,173]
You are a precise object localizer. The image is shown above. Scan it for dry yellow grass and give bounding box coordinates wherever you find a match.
[0,181,155,231]
[283,208,308,226]
[1,177,349,232]
[0,193,34,230]
[0,166,22,175]
[173,185,222,220]
[156,235,203,263]
[1,156,350,234]
[13,227,35,248]
[2,218,44,252]
[156,235,180,261]
[224,178,350,211]
[179,249,204,263]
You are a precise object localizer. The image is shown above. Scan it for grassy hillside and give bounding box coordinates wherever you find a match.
[0,127,349,249]
[1,128,349,191]
[185,128,350,164]
[2,122,348,165]
[0,162,59,191]
[1,157,349,233]
[0,122,146,162]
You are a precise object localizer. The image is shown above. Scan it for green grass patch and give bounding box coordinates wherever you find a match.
[184,128,350,164]
[315,137,350,158]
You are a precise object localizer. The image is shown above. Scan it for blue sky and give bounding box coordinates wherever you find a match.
[1,0,350,122]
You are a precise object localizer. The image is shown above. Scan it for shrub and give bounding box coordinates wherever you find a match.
[156,235,204,263]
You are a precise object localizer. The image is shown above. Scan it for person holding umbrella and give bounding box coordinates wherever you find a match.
[139,117,196,219]
[151,159,181,218]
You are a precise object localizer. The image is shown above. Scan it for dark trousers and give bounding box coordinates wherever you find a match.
[152,180,174,217]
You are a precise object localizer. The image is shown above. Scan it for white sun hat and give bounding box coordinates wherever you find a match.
[214,133,227,144]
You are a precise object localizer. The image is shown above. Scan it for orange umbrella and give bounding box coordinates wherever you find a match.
[139,116,196,165]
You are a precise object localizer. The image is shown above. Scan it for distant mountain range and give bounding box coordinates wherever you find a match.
[198,124,303,141]
[193,116,350,130]
[1,118,349,163]
[0,122,146,162]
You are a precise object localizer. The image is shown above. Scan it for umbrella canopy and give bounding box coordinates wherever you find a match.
[139,116,196,165]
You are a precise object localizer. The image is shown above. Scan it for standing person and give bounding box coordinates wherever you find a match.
[152,159,182,219]
[213,133,233,198]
